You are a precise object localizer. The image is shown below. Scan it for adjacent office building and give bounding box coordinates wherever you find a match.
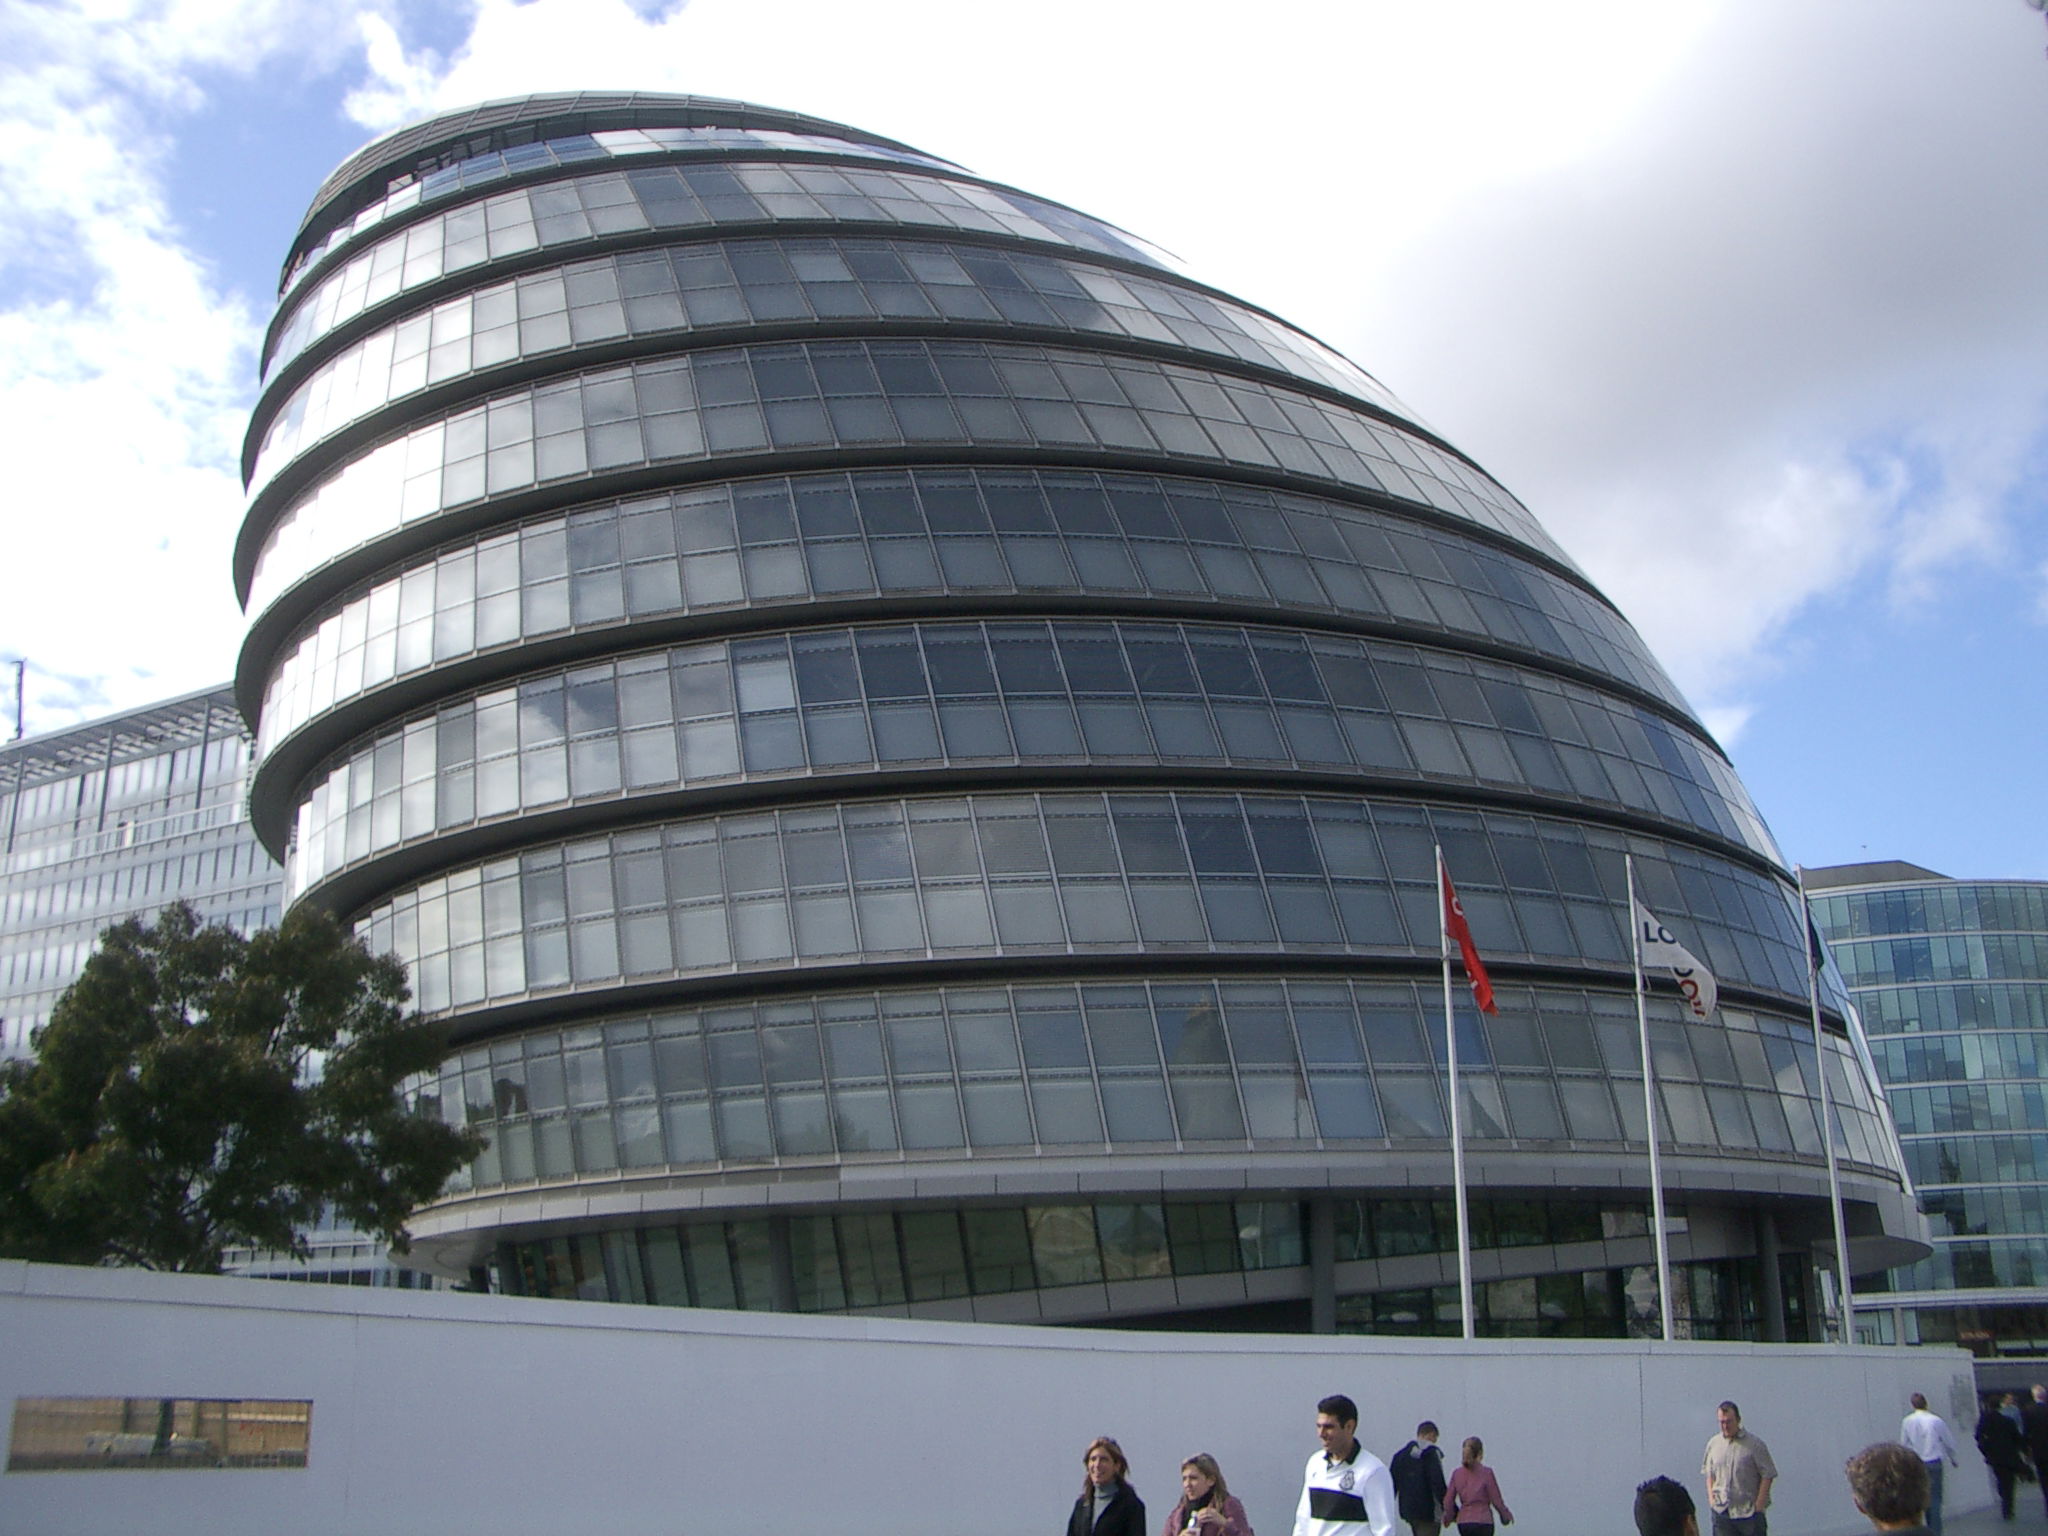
[205,90,1925,1335]
[0,690,433,1287]
[1809,861,2048,1371]
[0,687,278,1060]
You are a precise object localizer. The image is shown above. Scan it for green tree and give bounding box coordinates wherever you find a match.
[0,902,484,1273]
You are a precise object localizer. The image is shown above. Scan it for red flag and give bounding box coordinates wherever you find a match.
[1440,864,1498,1015]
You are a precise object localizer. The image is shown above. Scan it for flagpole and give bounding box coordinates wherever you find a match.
[1627,855,1675,1342]
[1437,845,1475,1341]
[1798,864,1855,1345]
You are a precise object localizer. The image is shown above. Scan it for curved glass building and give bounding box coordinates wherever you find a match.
[1809,861,2048,1369]
[237,92,1921,1335]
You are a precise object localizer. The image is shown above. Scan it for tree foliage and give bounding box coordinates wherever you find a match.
[0,902,484,1273]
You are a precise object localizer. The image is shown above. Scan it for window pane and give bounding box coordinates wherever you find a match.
[1027,1204,1102,1287]
[901,1211,970,1300]
[1097,1202,1170,1281]
[1030,1078,1103,1144]
[964,1208,1035,1293]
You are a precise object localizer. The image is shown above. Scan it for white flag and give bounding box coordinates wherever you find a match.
[1633,901,1717,1021]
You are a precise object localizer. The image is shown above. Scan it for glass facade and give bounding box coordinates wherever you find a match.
[0,688,279,1058]
[1810,866,2048,1358]
[353,799,1831,1017]
[1334,1255,1776,1343]
[239,337,1562,618]
[236,92,1918,1329]
[285,631,1772,903]
[255,234,1402,466]
[249,468,1691,781]
[504,1191,1793,1342]
[508,1195,1306,1312]
[276,128,1169,309]
[0,689,431,1290]
[408,979,1891,1197]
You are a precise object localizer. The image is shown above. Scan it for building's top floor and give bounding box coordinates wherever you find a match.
[0,686,245,793]
[0,686,252,869]
[293,91,951,283]
[1806,860,2048,964]
[1803,860,1950,891]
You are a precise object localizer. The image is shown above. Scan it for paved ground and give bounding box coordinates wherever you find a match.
[1932,1492,2048,1534]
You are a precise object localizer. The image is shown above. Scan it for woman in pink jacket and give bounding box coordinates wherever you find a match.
[1161,1454,1253,1536]
[1442,1437,1513,1534]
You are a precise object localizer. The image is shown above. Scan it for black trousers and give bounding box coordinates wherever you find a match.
[1991,1465,2016,1518]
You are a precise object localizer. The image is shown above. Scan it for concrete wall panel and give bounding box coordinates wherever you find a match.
[0,1261,1984,1536]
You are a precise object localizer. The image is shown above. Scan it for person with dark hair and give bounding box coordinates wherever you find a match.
[1440,1437,1512,1534]
[2024,1386,2048,1518]
[1164,1453,1253,1536]
[1899,1391,1959,1535]
[1702,1401,1777,1535]
[1070,1437,1146,1536]
[1974,1393,2028,1521]
[1845,1441,1933,1533]
[1634,1476,1699,1536]
[1389,1422,1448,1536]
[1294,1394,1397,1536]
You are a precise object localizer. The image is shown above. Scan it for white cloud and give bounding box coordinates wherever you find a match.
[342,10,446,132]
[341,0,698,131]
[1878,409,2041,609]
[1696,702,1753,752]
[0,0,386,731]
[1340,4,2048,721]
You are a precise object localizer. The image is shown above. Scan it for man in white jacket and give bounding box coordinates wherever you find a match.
[1295,1393,1398,1536]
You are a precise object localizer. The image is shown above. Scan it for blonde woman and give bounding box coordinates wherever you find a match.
[1162,1454,1253,1536]
[1442,1437,1513,1534]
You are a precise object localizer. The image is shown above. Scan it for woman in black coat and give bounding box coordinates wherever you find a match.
[1069,1437,1146,1536]
[1976,1392,2030,1520]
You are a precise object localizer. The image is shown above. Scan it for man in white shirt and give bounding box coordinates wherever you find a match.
[1899,1392,1960,1536]
[1295,1393,1397,1536]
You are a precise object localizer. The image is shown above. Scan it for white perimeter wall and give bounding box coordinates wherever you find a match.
[0,1260,1987,1536]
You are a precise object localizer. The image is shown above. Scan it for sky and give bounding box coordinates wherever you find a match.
[2,0,2045,881]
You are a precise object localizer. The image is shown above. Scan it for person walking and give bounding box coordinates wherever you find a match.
[1702,1401,1776,1536]
[1975,1394,2028,1522]
[1440,1437,1513,1535]
[1389,1423,1449,1536]
[1070,1437,1147,1536]
[1163,1454,1253,1536]
[1899,1392,1959,1536]
[2024,1387,2048,1518]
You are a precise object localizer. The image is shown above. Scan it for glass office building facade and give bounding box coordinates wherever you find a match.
[0,687,278,1060]
[0,688,433,1287]
[1809,862,2048,1368]
[236,92,1922,1334]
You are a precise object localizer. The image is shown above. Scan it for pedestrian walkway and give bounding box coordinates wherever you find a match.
[1939,1495,2048,1535]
